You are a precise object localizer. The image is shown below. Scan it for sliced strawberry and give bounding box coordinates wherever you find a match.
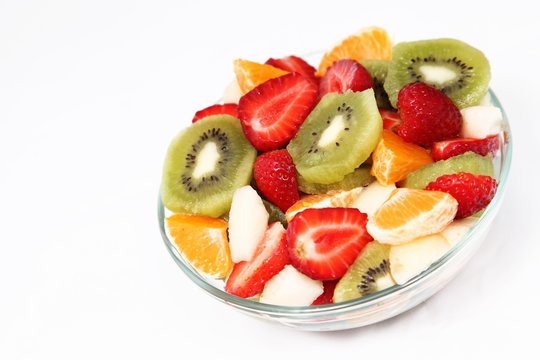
[379,109,402,132]
[254,150,300,212]
[311,280,338,305]
[287,208,373,281]
[318,59,373,99]
[192,103,238,123]
[265,55,317,83]
[238,73,318,151]
[431,135,499,161]
[225,222,289,298]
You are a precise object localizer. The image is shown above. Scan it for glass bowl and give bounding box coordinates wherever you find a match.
[158,85,512,331]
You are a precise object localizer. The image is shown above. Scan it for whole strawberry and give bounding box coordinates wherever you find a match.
[426,172,497,218]
[254,150,300,212]
[397,82,462,146]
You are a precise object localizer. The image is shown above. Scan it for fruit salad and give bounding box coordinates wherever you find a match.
[161,27,504,306]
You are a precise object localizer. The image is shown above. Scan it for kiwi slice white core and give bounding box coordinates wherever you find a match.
[192,141,220,179]
[317,114,346,148]
[418,64,458,84]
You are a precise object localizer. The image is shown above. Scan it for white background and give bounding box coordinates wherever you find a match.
[1,1,539,358]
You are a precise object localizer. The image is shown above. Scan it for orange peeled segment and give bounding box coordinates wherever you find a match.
[366,188,458,245]
[317,26,393,77]
[167,214,232,278]
[371,129,433,186]
[234,59,289,94]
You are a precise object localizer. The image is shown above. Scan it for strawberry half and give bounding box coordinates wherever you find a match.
[380,108,402,132]
[265,55,317,83]
[225,222,289,298]
[431,135,499,161]
[318,59,373,99]
[397,82,462,146]
[311,280,338,305]
[254,149,300,212]
[238,73,318,151]
[426,172,497,219]
[287,208,373,281]
[192,103,238,123]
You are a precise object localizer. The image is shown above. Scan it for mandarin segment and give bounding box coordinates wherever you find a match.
[234,59,289,93]
[167,214,232,278]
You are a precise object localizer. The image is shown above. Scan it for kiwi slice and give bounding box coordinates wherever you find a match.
[360,60,392,109]
[161,115,257,217]
[401,151,494,189]
[334,241,395,303]
[384,38,491,109]
[287,89,382,184]
[297,165,374,194]
[262,200,288,228]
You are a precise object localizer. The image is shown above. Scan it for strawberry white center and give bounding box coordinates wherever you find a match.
[192,141,220,179]
[419,65,457,85]
[318,115,345,148]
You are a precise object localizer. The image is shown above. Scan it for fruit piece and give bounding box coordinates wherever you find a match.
[311,280,338,305]
[297,165,374,195]
[389,234,451,285]
[366,188,458,245]
[287,89,383,184]
[287,208,373,280]
[440,217,478,246]
[317,26,392,76]
[238,73,318,151]
[351,181,396,218]
[397,82,463,146]
[431,135,499,161]
[228,185,269,262]
[167,214,232,278]
[285,187,364,222]
[401,151,494,189]
[192,103,238,123]
[384,38,491,109]
[379,108,401,131]
[318,59,373,98]
[225,222,288,298]
[426,172,497,218]
[262,200,288,228]
[234,59,289,93]
[361,59,392,109]
[371,129,433,185]
[223,79,243,104]
[265,55,317,82]
[161,115,257,217]
[334,241,395,302]
[259,265,323,306]
[460,106,503,138]
[254,150,300,212]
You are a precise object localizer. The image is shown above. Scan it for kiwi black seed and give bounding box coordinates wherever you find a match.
[161,115,256,217]
[384,38,491,109]
[334,241,395,303]
[360,59,393,109]
[287,89,382,184]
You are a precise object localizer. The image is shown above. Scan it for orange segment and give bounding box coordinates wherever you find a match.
[317,26,393,77]
[285,187,364,222]
[167,214,232,278]
[234,59,289,93]
[371,130,433,185]
[366,188,458,245]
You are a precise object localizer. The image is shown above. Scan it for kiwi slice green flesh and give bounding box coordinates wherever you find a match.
[161,115,256,217]
[360,60,392,109]
[287,89,382,184]
[401,151,494,189]
[262,200,287,228]
[334,241,395,303]
[384,38,491,109]
[297,165,374,194]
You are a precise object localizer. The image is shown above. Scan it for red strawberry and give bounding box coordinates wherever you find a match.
[287,208,373,281]
[254,150,300,212]
[265,55,317,83]
[225,222,289,298]
[192,103,238,123]
[431,135,499,161]
[318,59,373,98]
[311,280,338,305]
[426,172,497,218]
[397,82,462,146]
[238,73,318,151]
[379,108,402,132]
